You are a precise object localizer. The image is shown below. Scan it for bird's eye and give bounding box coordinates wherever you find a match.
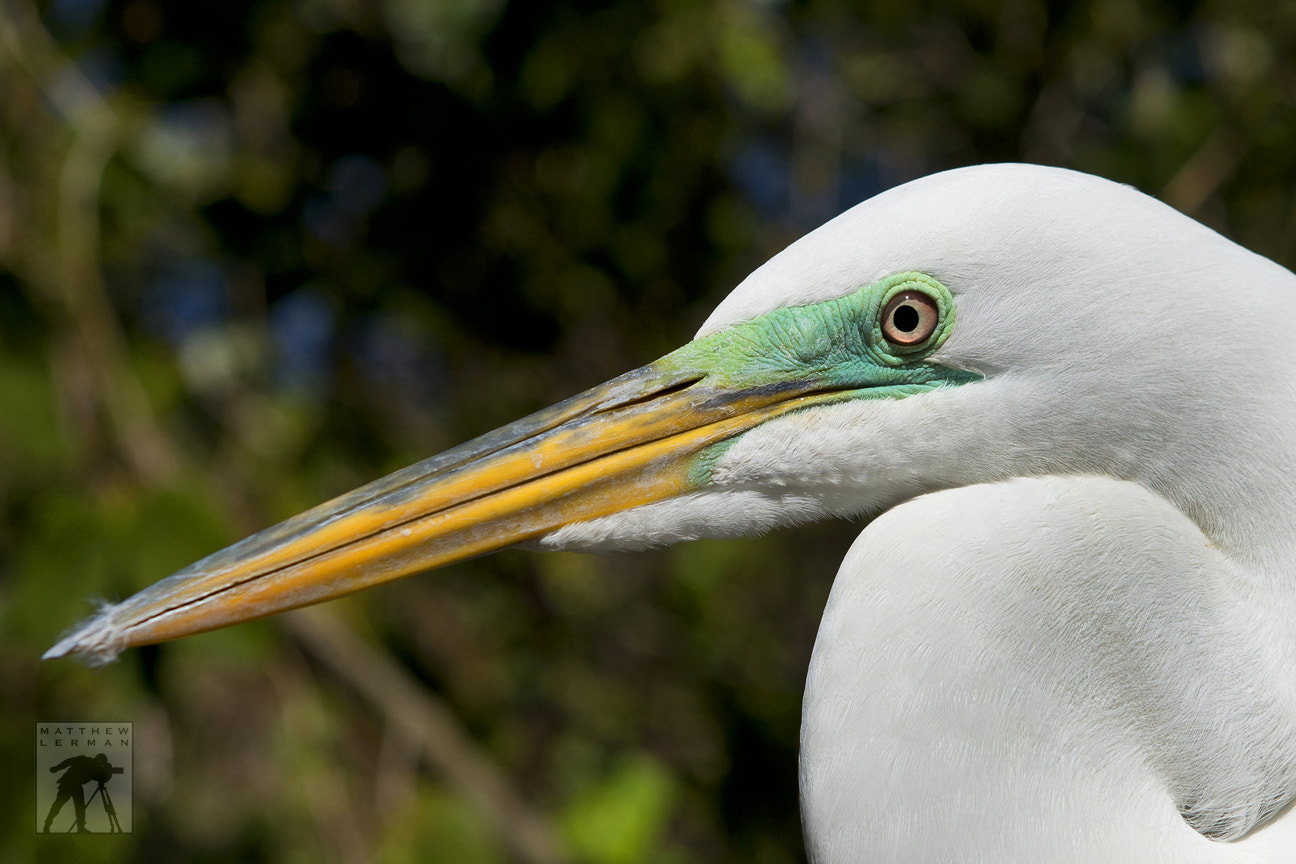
[881,290,940,347]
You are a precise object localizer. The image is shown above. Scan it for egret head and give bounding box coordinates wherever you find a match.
[547,163,1296,555]
[46,163,1296,664]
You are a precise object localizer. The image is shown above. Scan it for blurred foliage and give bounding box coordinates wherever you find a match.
[1,0,1295,861]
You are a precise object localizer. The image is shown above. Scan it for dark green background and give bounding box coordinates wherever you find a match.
[2,0,1295,861]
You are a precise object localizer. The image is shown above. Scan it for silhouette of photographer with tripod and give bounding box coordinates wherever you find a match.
[42,752,123,833]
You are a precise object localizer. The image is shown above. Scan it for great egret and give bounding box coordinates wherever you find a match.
[46,163,1296,861]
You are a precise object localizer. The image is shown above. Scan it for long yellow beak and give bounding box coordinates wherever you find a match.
[45,355,853,664]
[47,272,970,665]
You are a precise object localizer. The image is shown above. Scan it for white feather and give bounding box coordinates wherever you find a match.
[544,164,1296,859]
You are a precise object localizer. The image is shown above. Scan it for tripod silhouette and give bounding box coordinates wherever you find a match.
[81,780,122,833]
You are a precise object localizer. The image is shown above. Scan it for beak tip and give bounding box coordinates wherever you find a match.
[44,603,127,667]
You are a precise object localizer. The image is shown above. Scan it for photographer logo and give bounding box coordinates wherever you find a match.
[35,722,133,834]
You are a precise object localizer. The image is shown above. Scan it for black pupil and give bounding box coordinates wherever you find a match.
[892,304,920,332]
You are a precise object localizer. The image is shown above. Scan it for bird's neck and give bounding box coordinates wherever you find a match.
[800,475,1296,863]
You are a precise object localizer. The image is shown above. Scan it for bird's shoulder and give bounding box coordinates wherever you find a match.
[815,475,1296,852]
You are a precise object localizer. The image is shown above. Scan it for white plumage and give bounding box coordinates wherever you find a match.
[50,163,1296,861]
[543,164,1296,860]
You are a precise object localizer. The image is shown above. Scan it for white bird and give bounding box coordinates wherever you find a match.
[46,163,1296,862]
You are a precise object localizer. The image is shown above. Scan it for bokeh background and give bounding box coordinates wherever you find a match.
[2,0,1295,861]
